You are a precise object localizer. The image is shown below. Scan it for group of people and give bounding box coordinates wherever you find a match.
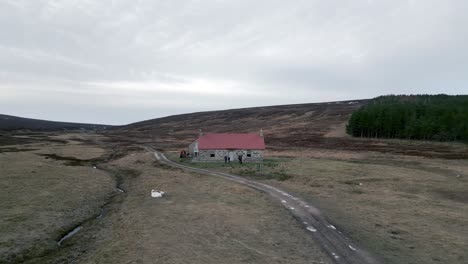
[179,150,190,159]
[180,150,243,164]
[224,154,243,164]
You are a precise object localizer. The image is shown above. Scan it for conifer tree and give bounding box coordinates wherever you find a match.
[346,95,468,142]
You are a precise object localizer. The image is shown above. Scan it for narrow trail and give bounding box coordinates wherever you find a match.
[144,146,382,264]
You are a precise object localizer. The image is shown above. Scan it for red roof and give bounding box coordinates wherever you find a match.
[197,133,265,150]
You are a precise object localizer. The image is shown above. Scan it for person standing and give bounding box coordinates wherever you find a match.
[238,154,243,164]
[224,155,228,164]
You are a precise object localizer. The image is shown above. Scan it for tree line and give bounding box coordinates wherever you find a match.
[346,94,468,141]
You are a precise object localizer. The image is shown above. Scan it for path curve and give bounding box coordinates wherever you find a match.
[144,146,381,264]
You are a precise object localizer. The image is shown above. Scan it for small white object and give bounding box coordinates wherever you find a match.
[93,166,97,169]
[151,189,165,198]
[348,245,357,251]
[306,226,317,232]
[328,224,337,230]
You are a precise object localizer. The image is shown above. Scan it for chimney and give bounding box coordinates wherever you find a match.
[198,128,203,137]
[259,129,263,137]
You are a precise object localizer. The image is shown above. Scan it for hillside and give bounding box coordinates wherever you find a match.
[108,100,468,159]
[111,100,363,147]
[0,114,109,131]
[117,100,362,143]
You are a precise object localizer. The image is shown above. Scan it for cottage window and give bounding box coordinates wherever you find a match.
[247,153,252,158]
[210,153,215,158]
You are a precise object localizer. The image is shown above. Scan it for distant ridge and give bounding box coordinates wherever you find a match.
[0,114,110,131]
[110,99,368,149]
[107,99,467,159]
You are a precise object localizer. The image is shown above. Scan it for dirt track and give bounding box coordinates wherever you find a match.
[145,146,382,264]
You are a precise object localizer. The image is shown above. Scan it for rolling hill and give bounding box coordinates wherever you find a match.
[107,99,468,159]
[0,114,109,131]
[110,100,364,147]
[2,99,465,159]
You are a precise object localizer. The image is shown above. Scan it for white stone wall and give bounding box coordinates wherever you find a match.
[192,149,264,162]
[188,141,198,156]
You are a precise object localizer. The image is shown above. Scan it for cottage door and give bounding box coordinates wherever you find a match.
[228,151,235,161]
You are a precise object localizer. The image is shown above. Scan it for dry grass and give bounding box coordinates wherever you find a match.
[4,130,467,264]
[261,151,468,264]
[0,138,115,263]
[168,148,468,263]
[35,151,332,264]
[323,122,349,138]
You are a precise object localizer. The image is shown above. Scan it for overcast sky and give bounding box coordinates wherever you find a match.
[0,0,467,125]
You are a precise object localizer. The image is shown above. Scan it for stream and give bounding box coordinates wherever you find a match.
[56,164,126,246]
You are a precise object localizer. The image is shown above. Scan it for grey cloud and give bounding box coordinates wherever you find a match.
[0,0,467,124]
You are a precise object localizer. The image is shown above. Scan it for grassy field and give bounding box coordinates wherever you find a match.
[3,131,467,263]
[166,152,293,181]
[1,133,333,263]
[168,149,468,264]
[0,134,116,263]
[32,149,332,264]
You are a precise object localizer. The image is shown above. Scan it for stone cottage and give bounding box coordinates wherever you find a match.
[188,131,265,162]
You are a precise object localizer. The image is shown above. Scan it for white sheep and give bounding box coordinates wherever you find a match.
[151,189,165,198]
